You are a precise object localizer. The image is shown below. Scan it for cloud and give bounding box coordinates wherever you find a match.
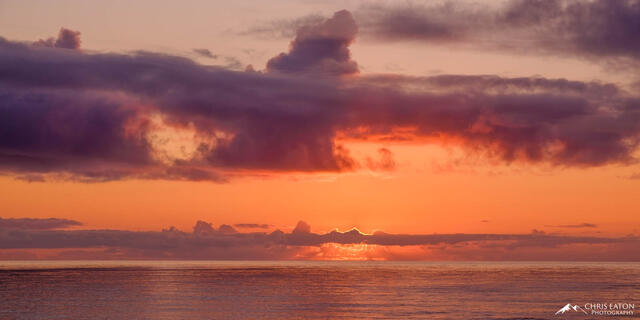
[0,217,82,230]
[0,37,354,180]
[348,75,640,166]
[356,0,640,64]
[292,221,312,234]
[1,12,640,182]
[33,28,81,50]
[241,14,326,39]
[192,49,245,70]
[266,10,359,76]
[218,224,237,233]
[0,219,638,260]
[193,220,216,236]
[547,223,598,228]
[192,48,217,59]
[0,87,153,179]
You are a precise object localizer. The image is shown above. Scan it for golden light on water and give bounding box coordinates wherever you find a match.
[308,243,385,261]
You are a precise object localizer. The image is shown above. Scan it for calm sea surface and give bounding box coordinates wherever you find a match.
[0,261,638,319]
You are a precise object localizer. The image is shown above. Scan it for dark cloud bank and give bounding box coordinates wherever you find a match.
[1,6,640,183]
[1,218,638,260]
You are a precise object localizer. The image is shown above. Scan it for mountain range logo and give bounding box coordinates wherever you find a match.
[555,303,588,315]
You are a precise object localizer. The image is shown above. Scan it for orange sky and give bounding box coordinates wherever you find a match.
[1,142,638,236]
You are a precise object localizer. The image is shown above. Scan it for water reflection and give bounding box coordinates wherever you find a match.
[1,261,638,319]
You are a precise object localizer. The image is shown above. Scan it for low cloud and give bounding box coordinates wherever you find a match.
[546,223,598,228]
[0,217,82,230]
[0,219,638,261]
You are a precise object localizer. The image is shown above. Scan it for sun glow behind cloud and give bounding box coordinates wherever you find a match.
[2,217,637,261]
[302,243,384,261]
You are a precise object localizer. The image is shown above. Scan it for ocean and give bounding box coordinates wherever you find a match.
[0,261,638,319]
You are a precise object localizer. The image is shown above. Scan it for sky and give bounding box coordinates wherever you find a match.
[1,0,640,260]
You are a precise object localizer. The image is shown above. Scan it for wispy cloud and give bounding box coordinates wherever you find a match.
[240,14,325,39]
[546,223,598,228]
[356,0,640,66]
[192,48,217,59]
[0,217,82,230]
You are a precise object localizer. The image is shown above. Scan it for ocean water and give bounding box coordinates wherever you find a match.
[0,261,638,319]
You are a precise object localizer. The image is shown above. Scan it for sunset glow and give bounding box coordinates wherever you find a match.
[0,0,639,262]
[3,2,640,319]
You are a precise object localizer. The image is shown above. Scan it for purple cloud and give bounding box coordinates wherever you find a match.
[0,88,152,179]
[266,10,359,76]
[1,10,640,183]
[33,28,81,50]
[356,0,640,63]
